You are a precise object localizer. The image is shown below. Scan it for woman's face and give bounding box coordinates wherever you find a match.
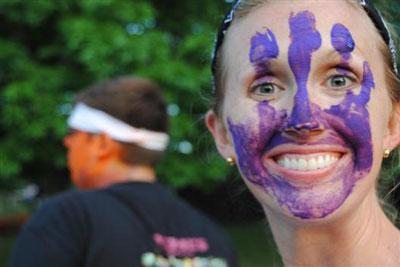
[208,0,400,220]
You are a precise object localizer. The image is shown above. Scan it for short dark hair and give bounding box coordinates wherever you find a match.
[74,77,168,167]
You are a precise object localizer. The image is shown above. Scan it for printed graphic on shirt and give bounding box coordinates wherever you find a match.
[141,252,227,267]
[140,233,228,267]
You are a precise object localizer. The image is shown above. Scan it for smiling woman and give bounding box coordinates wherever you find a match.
[206,0,400,266]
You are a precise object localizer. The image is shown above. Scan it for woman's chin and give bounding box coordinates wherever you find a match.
[239,150,376,221]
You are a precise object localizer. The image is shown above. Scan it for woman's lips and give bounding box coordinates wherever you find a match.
[262,145,350,185]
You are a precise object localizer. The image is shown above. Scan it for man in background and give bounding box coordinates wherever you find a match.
[8,77,237,267]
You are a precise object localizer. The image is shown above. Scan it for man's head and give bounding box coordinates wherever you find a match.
[63,77,169,189]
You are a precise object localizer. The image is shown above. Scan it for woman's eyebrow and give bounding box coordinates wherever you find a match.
[315,44,365,62]
[316,48,343,60]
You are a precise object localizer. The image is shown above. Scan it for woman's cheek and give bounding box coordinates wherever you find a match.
[227,101,286,184]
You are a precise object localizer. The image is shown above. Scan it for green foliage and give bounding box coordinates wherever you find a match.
[0,0,230,192]
[1,0,399,194]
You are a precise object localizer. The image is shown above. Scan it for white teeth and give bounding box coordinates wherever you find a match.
[290,158,298,170]
[317,156,324,167]
[308,158,318,170]
[284,157,290,169]
[277,154,339,171]
[298,159,307,171]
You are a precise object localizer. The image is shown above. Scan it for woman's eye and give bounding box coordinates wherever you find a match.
[249,82,284,101]
[328,75,354,89]
[251,83,278,96]
[258,83,275,94]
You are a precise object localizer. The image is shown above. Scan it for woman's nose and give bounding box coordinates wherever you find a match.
[284,92,323,135]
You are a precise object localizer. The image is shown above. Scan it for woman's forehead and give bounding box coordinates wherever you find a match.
[227,1,377,49]
[223,0,380,71]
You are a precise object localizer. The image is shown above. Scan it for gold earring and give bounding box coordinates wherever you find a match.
[226,157,236,166]
[383,149,391,158]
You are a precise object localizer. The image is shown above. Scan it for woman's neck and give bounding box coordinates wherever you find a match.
[264,192,400,267]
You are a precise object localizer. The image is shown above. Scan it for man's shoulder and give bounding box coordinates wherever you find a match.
[24,190,89,229]
[45,185,122,207]
[37,189,96,214]
[33,183,162,220]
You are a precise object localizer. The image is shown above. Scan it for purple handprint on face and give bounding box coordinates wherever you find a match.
[227,11,375,219]
[327,24,374,175]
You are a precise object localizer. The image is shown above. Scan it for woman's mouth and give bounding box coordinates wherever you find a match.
[275,153,340,171]
[262,145,350,185]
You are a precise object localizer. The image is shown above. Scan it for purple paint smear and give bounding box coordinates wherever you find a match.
[326,62,374,172]
[249,29,279,78]
[286,12,322,132]
[331,23,355,61]
[329,23,373,171]
[227,12,374,219]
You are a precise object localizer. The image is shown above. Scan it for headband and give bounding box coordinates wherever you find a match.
[211,0,399,92]
[67,103,169,151]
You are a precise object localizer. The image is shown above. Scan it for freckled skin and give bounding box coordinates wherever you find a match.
[227,12,375,219]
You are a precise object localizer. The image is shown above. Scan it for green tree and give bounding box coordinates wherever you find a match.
[0,0,231,193]
[0,0,399,195]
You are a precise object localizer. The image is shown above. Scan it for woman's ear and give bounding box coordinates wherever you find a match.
[205,110,235,159]
[383,103,400,151]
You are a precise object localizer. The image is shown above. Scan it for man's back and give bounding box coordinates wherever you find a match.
[9,182,237,267]
[8,77,238,267]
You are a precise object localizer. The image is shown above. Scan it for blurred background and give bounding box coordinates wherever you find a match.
[0,0,399,266]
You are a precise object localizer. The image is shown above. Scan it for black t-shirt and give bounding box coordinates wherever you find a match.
[8,182,237,267]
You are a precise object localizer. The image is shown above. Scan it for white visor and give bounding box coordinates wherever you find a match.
[67,103,169,151]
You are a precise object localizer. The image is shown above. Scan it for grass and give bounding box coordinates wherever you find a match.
[0,233,17,267]
[224,220,283,267]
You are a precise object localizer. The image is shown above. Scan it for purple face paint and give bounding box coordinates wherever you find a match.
[286,11,322,131]
[331,23,355,61]
[328,23,373,172]
[227,12,375,219]
[326,61,374,173]
[228,103,286,185]
[250,29,279,78]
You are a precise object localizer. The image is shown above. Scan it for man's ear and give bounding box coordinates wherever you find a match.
[205,110,235,160]
[383,103,400,151]
[93,133,121,160]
